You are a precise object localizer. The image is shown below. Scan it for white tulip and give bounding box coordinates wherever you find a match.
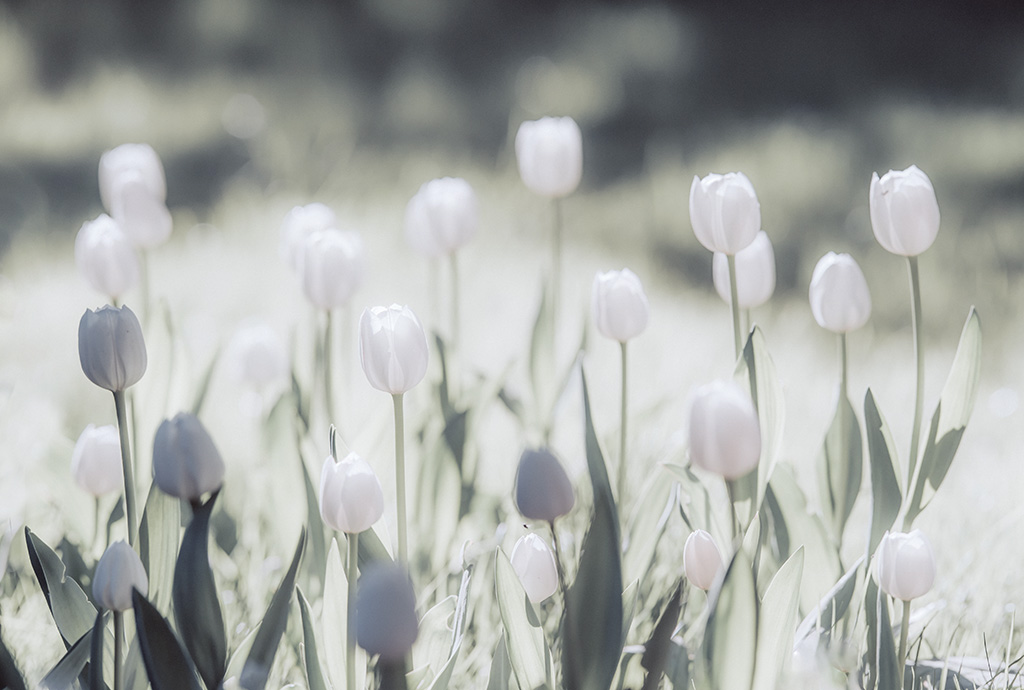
[227,322,289,389]
[869,165,940,257]
[280,202,337,272]
[358,305,429,395]
[591,268,650,343]
[300,229,366,310]
[404,177,478,257]
[515,116,583,198]
[319,453,385,534]
[93,540,148,611]
[152,413,225,501]
[109,170,173,249]
[689,172,761,254]
[809,252,872,334]
[70,424,123,497]
[688,380,761,480]
[683,529,723,591]
[510,534,558,603]
[78,305,147,393]
[712,231,776,309]
[877,530,936,601]
[99,143,166,210]
[74,214,139,300]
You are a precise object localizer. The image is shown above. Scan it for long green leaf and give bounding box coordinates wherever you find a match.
[297,451,328,599]
[133,590,202,690]
[864,578,899,690]
[864,390,902,558]
[296,588,328,690]
[640,583,683,690]
[623,472,676,587]
[139,483,181,612]
[425,564,474,690]
[703,548,757,690]
[816,395,863,544]
[494,548,550,690]
[90,610,105,690]
[38,628,91,690]
[24,528,97,647]
[752,547,803,690]
[795,556,865,643]
[486,635,511,690]
[241,529,306,690]
[173,492,227,690]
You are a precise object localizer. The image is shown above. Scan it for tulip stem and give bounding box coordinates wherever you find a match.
[726,479,739,543]
[324,309,337,427]
[904,256,925,527]
[346,531,359,690]
[618,341,629,506]
[548,521,569,605]
[449,251,460,358]
[898,599,911,687]
[727,254,742,360]
[552,198,564,339]
[392,393,408,563]
[113,610,124,690]
[838,331,849,547]
[112,391,137,547]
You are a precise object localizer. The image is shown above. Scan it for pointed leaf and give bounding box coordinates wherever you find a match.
[495,549,551,690]
[816,395,863,543]
[640,583,683,690]
[38,628,91,690]
[297,452,328,598]
[297,588,328,690]
[864,578,900,690]
[133,590,202,690]
[139,483,181,612]
[24,528,97,647]
[486,635,511,690]
[623,472,676,587]
[795,556,865,643]
[864,390,902,558]
[753,548,804,690]
[703,548,757,690]
[90,610,105,690]
[425,564,474,690]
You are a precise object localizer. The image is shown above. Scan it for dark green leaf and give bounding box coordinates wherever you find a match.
[173,492,227,690]
[485,635,511,690]
[864,390,902,559]
[665,642,690,690]
[863,578,899,690]
[379,660,408,690]
[357,524,394,569]
[494,549,550,690]
[90,610,105,690]
[133,590,202,690]
[816,394,863,544]
[24,528,97,647]
[139,484,181,612]
[0,626,27,690]
[38,628,91,690]
[296,588,328,690]
[640,583,683,690]
[296,450,327,599]
[703,548,757,690]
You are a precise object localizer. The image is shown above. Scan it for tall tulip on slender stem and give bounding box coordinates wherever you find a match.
[74,215,140,305]
[359,305,428,564]
[877,530,936,686]
[712,230,776,332]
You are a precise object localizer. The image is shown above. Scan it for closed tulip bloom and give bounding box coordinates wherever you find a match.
[404,177,478,257]
[591,268,650,342]
[514,448,575,522]
[358,305,429,395]
[319,453,385,534]
[300,229,366,309]
[877,530,936,601]
[78,305,147,392]
[71,424,123,497]
[109,170,173,249]
[152,413,225,501]
[93,540,148,611]
[515,116,583,198]
[99,143,166,211]
[689,172,761,255]
[688,380,761,480]
[510,534,558,603]
[869,165,940,257]
[683,529,723,591]
[227,322,289,389]
[712,231,776,309]
[280,202,337,272]
[809,252,872,334]
[356,562,419,661]
[74,215,140,300]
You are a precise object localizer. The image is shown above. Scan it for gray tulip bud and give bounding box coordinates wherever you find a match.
[78,305,147,392]
[356,562,418,661]
[514,448,575,522]
[153,413,225,501]
[93,540,148,611]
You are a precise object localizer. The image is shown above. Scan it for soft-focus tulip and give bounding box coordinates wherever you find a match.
[683,529,723,591]
[93,540,148,611]
[689,172,761,255]
[227,322,289,389]
[319,453,385,534]
[99,143,166,211]
[404,177,478,257]
[514,448,575,522]
[300,229,366,309]
[591,268,650,342]
[515,116,583,198]
[152,413,225,501]
[869,165,940,257]
[510,534,558,603]
[877,530,936,601]
[78,305,147,392]
[71,424,123,497]
[809,252,872,334]
[109,170,173,249]
[74,215,140,300]
[280,202,337,272]
[712,231,776,309]
[688,380,761,480]
[356,562,419,661]
[358,305,429,395]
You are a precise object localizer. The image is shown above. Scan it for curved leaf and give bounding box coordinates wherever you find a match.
[90,610,106,690]
[816,395,863,544]
[753,548,804,690]
[864,390,902,558]
[640,583,683,690]
[133,590,202,690]
[795,556,865,644]
[494,549,550,690]
[38,629,91,690]
[139,484,181,612]
[24,528,97,647]
[703,548,757,690]
[297,588,328,690]
[486,635,511,690]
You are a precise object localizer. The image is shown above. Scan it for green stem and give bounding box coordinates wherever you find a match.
[898,599,911,688]
[114,610,124,690]
[838,332,848,547]
[618,341,629,506]
[93,497,101,554]
[727,253,742,360]
[347,531,359,690]
[726,479,739,543]
[112,391,137,547]
[392,393,408,563]
[552,198,564,339]
[548,521,568,603]
[449,252,460,356]
[906,256,924,501]
[324,310,337,427]
[139,250,151,329]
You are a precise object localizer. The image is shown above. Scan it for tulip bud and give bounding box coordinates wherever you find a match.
[712,231,776,309]
[109,170,173,249]
[99,143,166,211]
[93,540,148,611]
[356,562,419,661]
[300,229,366,310]
[877,530,936,601]
[809,252,872,334]
[689,172,761,255]
[280,203,337,273]
[510,534,558,603]
[514,116,583,198]
[71,424,123,497]
[591,268,650,343]
[514,448,574,522]
[152,413,225,501]
[319,453,385,534]
[78,305,147,392]
[404,177,478,257]
[358,305,429,395]
[688,380,761,480]
[74,214,140,300]
[869,165,940,257]
[683,529,723,591]
[226,321,289,389]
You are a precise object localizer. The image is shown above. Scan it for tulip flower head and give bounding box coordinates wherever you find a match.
[688,380,761,480]
[510,533,559,603]
[93,540,148,611]
[809,252,872,334]
[227,321,289,390]
[683,529,723,591]
[99,143,166,211]
[404,177,478,257]
[74,214,140,300]
[515,116,583,198]
[280,202,337,272]
[78,305,147,392]
[356,562,419,661]
[358,305,429,395]
[108,170,173,249]
[591,268,650,343]
[712,231,776,309]
[689,172,761,255]
[514,448,575,522]
[152,413,225,502]
[877,530,936,601]
[869,165,940,257]
[71,424,123,497]
[319,452,385,534]
[300,229,366,310]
